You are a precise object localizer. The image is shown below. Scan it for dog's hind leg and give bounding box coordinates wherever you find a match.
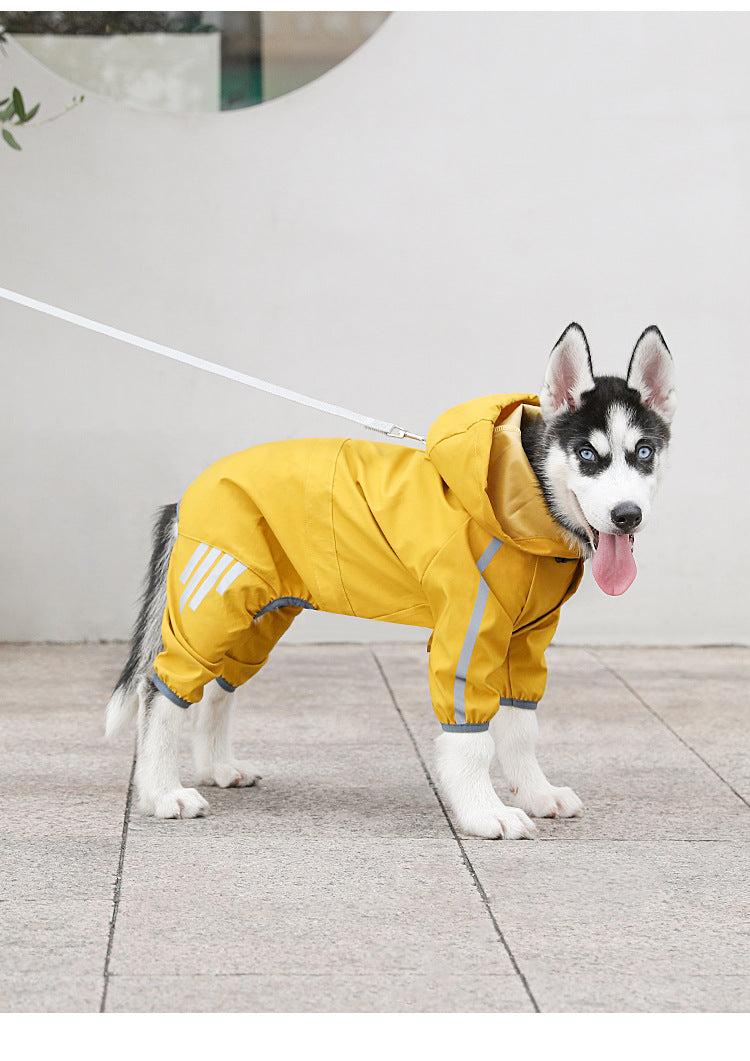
[135,682,210,819]
[434,730,538,839]
[191,681,262,788]
[491,706,583,819]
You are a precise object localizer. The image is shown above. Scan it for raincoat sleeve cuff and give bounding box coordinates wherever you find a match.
[151,673,194,709]
[499,697,538,710]
[440,722,491,732]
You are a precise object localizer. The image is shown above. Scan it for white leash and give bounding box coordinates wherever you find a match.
[0,286,427,444]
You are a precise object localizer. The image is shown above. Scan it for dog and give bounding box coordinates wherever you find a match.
[106,322,675,839]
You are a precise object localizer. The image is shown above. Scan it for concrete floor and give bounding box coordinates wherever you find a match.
[0,641,748,1013]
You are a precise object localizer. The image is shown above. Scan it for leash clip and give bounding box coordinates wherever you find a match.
[388,425,427,444]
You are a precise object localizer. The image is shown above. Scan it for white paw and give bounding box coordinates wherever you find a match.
[151,787,210,819]
[198,760,262,788]
[456,803,538,840]
[512,784,583,819]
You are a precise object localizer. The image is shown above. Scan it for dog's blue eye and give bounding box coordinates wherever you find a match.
[579,448,597,462]
[637,445,653,460]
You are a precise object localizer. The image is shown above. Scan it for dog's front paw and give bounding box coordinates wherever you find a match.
[148,787,210,819]
[199,760,262,788]
[512,784,583,819]
[456,803,538,841]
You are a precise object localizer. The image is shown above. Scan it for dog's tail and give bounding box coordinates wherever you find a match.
[105,503,178,738]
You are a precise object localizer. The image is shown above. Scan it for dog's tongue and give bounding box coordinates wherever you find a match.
[592,533,637,595]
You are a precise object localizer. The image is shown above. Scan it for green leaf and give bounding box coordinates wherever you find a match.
[0,100,14,122]
[12,87,25,121]
[2,127,21,150]
[23,102,40,123]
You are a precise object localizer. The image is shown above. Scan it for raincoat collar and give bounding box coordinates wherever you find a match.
[425,393,582,559]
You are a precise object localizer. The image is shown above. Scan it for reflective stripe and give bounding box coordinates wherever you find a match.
[187,553,234,611]
[179,546,221,612]
[441,722,490,732]
[499,697,538,710]
[152,673,192,709]
[179,542,209,585]
[477,538,503,574]
[453,538,503,726]
[254,596,315,620]
[216,559,248,595]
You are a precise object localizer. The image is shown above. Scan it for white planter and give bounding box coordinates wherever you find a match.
[15,32,221,113]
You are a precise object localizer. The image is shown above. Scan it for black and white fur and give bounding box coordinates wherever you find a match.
[106,324,675,838]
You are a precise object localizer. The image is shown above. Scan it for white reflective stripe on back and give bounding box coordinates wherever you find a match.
[187,553,235,611]
[179,542,209,585]
[179,547,222,613]
[216,560,247,595]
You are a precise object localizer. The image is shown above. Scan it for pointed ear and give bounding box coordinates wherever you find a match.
[627,326,677,423]
[539,323,595,419]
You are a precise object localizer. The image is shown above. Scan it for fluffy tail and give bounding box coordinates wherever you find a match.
[105,503,179,738]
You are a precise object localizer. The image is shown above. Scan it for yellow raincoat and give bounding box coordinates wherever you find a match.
[153,394,584,730]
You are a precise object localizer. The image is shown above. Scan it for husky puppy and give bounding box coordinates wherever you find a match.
[106,323,675,839]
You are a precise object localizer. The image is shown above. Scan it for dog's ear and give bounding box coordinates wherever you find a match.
[540,323,595,419]
[627,326,677,424]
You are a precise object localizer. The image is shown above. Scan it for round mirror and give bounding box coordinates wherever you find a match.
[0,10,390,112]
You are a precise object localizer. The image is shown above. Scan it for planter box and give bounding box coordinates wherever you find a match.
[15,32,221,113]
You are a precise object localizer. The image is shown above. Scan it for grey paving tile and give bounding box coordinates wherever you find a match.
[0,973,103,1013]
[109,835,515,978]
[463,839,750,1008]
[133,771,445,842]
[593,647,750,802]
[146,732,444,841]
[0,642,124,710]
[105,971,533,1012]
[0,740,132,838]
[0,899,112,980]
[521,969,749,1013]
[229,642,408,744]
[0,836,122,900]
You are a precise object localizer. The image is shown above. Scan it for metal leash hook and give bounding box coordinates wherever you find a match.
[388,425,427,444]
[0,285,428,447]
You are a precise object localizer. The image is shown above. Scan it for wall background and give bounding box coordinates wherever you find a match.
[1,12,748,646]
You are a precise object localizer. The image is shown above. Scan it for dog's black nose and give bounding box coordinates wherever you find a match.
[611,502,642,532]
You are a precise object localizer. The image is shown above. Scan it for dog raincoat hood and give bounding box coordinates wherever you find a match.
[427,393,581,560]
[154,394,584,731]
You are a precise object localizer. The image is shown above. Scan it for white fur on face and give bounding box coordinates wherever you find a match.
[546,403,664,537]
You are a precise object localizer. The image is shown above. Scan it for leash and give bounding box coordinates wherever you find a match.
[0,285,427,444]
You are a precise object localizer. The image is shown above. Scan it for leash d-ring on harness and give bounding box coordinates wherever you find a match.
[0,286,427,445]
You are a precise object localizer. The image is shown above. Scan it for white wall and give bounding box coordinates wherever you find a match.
[1,12,748,646]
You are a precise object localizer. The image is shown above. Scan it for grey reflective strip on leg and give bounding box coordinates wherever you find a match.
[453,538,503,726]
[254,597,315,621]
[477,538,503,576]
[499,697,538,710]
[151,673,193,709]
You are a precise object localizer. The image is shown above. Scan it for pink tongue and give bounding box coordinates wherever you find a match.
[592,533,637,595]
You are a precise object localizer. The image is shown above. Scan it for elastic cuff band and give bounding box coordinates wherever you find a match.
[215,676,236,693]
[151,673,193,709]
[441,722,490,732]
[499,698,538,710]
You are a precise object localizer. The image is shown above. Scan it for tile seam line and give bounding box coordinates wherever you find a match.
[371,650,540,1014]
[100,745,136,1013]
[586,647,750,811]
